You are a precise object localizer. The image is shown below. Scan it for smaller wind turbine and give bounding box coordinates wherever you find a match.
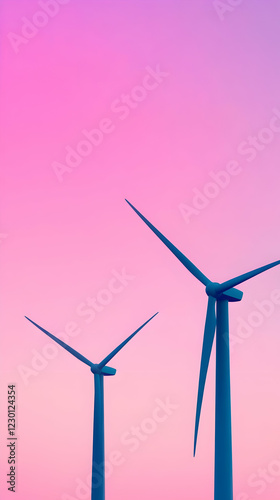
[25,313,158,500]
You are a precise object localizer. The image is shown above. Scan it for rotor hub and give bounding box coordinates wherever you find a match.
[205,282,243,302]
[205,282,220,298]
[90,364,116,376]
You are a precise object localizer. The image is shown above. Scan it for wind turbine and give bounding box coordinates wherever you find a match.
[25,312,158,500]
[125,199,280,500]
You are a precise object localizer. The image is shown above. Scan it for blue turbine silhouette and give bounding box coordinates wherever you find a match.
[126,198,280,500]
[25,312,158,500]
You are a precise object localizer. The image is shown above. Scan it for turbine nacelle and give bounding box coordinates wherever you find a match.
[90,364,116,376]
[205,282,243,302]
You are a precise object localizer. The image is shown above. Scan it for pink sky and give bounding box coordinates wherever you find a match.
[1,1,280,499]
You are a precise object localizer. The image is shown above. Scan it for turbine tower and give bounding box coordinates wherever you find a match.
[125,199,280,500]
[25,312,158,500]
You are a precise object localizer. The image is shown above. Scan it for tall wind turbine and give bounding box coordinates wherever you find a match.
[125,199,280,500]
[25,313,158,500]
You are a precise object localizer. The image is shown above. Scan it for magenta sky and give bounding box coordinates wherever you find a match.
[1,1,280,499]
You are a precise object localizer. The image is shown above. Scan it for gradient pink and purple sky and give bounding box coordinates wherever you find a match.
[1,1,280,499]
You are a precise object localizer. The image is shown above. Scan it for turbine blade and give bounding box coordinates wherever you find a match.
[98,313,158,368]
[125,200,210,286]
[218,260,280,293]
[194,296,216,456]
[25,316,93,368]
